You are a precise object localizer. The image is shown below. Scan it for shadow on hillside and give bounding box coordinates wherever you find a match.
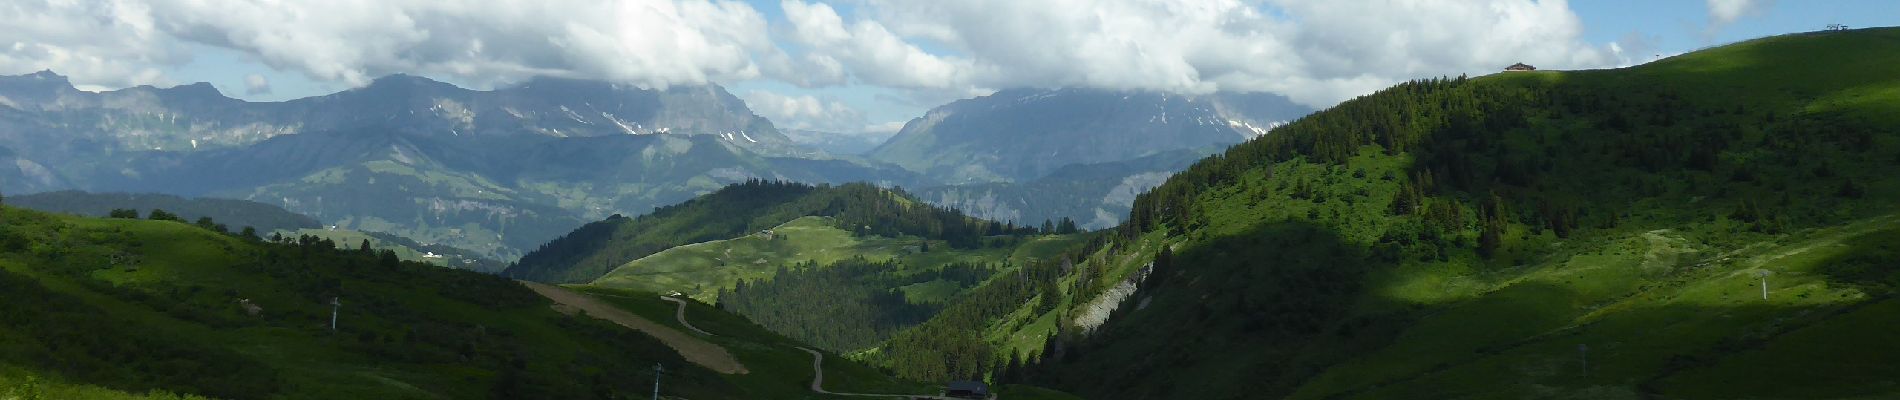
[1041,221,1387,400]
[1320,280,1899,400]
[1040,220,1900,400]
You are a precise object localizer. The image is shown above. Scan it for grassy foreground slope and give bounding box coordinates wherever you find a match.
[1020,28,1900,399]
[0,205,856,399]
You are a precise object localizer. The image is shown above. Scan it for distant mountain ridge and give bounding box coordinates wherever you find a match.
[869,88,1310,184]
[912,148,1210,230]
[782,129,891,155]
[0,71,908,260]
[0,71,793,153]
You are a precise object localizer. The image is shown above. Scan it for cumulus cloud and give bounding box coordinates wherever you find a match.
[243,73,271,95]
[809,0,1615,107]
[779,0,973,90]
[1,0,794,91]
[1707,0,1771,28]
[3,0,1626,109]
[862,120,908,135]
[0,0,178,88]
[739,90,871,133]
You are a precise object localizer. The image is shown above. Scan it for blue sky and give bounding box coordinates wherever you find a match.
[5,0,1893,137]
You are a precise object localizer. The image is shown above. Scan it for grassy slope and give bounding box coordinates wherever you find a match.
[592,216,1086,302]
[562,287,1090,399]
[503,181,821,284]
[0,206,766,399]
[1034,28,1900,399]
[1299,29,1900,399]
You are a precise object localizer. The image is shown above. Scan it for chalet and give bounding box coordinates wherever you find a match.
[945,380,990,399]
[1504,63,1537,72]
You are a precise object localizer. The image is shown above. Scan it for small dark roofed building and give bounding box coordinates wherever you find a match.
[945,380,991,399]
[1505,62,1538,72]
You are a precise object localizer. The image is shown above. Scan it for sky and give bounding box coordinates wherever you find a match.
[0,0,1892,140]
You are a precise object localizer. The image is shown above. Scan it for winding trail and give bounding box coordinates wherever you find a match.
[659,296,715,336]
[520,282,748,374]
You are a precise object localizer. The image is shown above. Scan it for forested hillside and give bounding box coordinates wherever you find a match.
[1012,28,1900,399]
[504,179,1034,284]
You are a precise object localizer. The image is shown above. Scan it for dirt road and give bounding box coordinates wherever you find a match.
[659,296,715,336]
[520,282,748,374]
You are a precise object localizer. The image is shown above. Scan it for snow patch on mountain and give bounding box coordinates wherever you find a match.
[559,105,588,124]
[603,112,639,134]
[431,99,475,127]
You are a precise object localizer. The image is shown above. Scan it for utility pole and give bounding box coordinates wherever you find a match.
[1757,270,1773,300]
[652,363,663,400]
[331,297,341,332]
[1578,344,1588,376]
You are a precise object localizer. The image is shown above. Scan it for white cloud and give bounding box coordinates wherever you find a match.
[780,0,973,90]
[863,120,908,134]
[739,90,869,133]
[1,0,792,91]
[2,0,1624,110]
[243,73,271,95]
[0,0,177,88]
[1264,0,1611,104]
[1707,0,1771,28]
[792,0,1616,107]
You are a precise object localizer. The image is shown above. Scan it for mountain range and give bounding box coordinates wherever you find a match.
[0,71,1308,260]
[0,72,901,259]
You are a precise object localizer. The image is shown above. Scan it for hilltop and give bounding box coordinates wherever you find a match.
[4,190,508,272]
[1003,27,1900,399]
[504,180,1050,284]
[7,190,321,233]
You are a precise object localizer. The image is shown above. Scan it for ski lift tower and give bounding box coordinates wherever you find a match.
[652,363,664,400]
[1756,270,1773,300]
[330,297,341,332]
